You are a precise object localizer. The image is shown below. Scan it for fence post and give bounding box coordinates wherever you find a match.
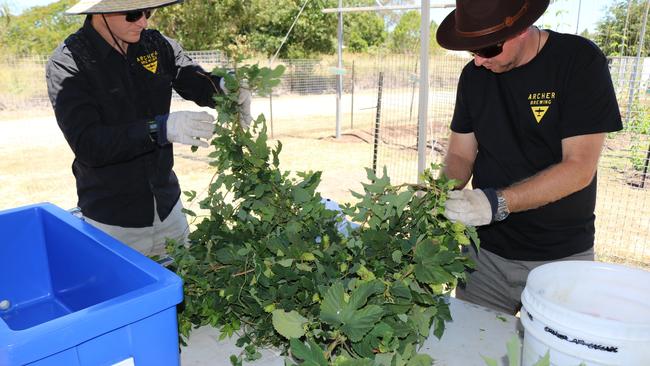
[269,93,274,139]
[409,58,419,123]
[372,72,384,175]
[351,60,355,130]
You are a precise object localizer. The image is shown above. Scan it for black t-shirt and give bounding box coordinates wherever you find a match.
[450,30,622,261]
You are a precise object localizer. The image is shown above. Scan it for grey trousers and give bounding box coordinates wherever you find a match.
[85,198,189,257]
[455,245,594,315]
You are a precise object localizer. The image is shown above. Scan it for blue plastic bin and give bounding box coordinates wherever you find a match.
[0,203,183,366]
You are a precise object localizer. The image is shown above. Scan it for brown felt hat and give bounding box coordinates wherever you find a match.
[66,0,182,14]
[436,0,549,51]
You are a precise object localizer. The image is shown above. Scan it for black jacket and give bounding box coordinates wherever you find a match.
[46,17,220,227]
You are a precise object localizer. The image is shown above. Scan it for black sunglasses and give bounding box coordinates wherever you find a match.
[125,9,154,23]
[470,41,505,58]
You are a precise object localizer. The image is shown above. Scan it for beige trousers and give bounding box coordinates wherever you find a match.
[85,198,189,257]
[455,246,594,315]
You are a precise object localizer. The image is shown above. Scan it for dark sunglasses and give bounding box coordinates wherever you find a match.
[125,9,154,23]
[470,41,505,58]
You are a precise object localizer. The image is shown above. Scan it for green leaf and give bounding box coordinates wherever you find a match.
[348,280,384,310]
[272,310,307,339]
[320,282,346,326]
[392,250,402,263]
[481,356,499,366]
[342,305,384,342]
[181,208,197,217]
[296,263,313,272]
[406,355,433,366]
[293,187,311,203]
[414,264,455,285]
[277,258,294,267]
[410,305,437,337]
[320,281,385,341]
[270,65,286,78]
[290,338,328,366]
[506,335,522,366]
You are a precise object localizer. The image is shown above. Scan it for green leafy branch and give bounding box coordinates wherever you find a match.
[169,63,478,365]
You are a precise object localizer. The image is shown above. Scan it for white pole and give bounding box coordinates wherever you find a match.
[322,3,454,14]
[627,0,650,124]
[575,0,581,34]
[417,0,430,182]
[336,0,343,139]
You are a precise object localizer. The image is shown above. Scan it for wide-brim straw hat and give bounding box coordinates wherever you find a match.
[66,0,182,14]
[436,0,549,51]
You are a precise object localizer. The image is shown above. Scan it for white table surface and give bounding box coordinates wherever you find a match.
[181,297,522,366]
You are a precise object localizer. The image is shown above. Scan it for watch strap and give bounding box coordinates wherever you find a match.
[494,190,510,222]
[148,115,170,146]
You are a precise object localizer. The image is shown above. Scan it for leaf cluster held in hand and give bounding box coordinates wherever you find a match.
[169,63,478,365]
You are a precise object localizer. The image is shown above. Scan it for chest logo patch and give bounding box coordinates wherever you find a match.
[136,51,159,74]
[528,91,556,124]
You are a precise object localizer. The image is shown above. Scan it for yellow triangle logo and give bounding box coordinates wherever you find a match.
[143,61,158,74]
[531,106,549,123]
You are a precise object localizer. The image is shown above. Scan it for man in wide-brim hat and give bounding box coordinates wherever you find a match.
[46,0,252,259]
[436,0,622,314]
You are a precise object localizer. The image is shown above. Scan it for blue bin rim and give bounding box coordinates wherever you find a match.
[0,203,184,365]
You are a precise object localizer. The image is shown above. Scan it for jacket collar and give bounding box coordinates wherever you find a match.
[82,15,122,59]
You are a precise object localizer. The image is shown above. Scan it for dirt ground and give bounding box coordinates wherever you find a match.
[1,93,649,268]
[0,95,376,213]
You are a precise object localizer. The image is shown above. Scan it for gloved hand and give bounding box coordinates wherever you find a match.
[219,76,253,128]
[238,86,252,129]
[443,188,498,227]
[159,111,214,147]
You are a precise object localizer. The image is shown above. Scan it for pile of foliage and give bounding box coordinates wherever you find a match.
[169,63,477,365]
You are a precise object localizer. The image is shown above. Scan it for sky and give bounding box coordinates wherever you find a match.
[8,0,614,34]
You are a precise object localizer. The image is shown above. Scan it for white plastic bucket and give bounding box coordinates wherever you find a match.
[520,260,650,366]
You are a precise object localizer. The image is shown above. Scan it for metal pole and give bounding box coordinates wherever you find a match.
[417,0,430,183]
[373,72,384,175]
[335,0,343,139]
[575,0,582,34]
[269,93,274,138]
[409,58,418,122]
[636,0,650,188]
[351,60,355,129]
[626,0,649,125]
[322,3,454,13]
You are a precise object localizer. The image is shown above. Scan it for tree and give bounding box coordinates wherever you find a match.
[593,0,650,57]
[255,0,337,59]
[153,0,338,59]
[0,0,81,56]
[388,11,441,54]
[344,11,386,53]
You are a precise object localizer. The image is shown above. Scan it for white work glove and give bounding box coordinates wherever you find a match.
[219,76,252,128]
[164,111,214,147]
[238,87,252,129]
[444,189,495,227]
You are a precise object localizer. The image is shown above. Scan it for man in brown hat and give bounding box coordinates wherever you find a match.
[436,0,622,314]
[46,0,251,257]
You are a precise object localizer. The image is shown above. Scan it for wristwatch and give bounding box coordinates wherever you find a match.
[147,120,158,143]
[494,190,510,222]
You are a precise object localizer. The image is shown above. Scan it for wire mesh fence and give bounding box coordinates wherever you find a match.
[596,56,650,268]
[0,55,51,110]
[1,50,648,268]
